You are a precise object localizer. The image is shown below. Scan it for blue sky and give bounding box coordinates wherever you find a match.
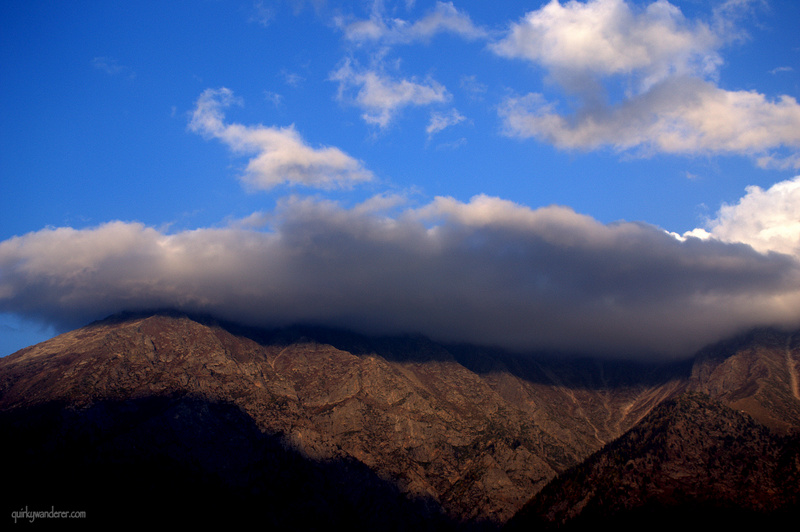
[2,0,800,359]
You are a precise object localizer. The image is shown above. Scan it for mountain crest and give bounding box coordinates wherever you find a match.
[1,312,799,527]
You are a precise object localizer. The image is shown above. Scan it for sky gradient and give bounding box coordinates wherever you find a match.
[2,0,799,359]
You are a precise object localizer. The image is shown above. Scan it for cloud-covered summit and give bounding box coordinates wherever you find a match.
[2,179,799,360]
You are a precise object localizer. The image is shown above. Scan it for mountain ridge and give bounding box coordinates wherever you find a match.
[2,310,798,527]
[505,392,800,529]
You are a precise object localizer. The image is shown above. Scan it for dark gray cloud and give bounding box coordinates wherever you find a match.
[2,193,799,360]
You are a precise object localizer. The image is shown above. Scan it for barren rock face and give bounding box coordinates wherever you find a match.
[507,393,800,529]
[1,312,798,527]
[688,328,800,433]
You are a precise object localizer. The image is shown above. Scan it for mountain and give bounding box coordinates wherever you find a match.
[505,392,800,530]
[687,328,800,433]
[506,328,800,529]
[1,311,798,528]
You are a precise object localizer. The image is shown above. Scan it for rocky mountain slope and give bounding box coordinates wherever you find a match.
[687,328,800,433]
[1,312,798,528]
[506,392,800,529]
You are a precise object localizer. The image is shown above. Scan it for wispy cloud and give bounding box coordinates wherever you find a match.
[92,56,135,79]
[426,108,466,137]
[339,1,488,45]
[459,75,487,102]
[331,2,483,133]
[264,91,283,107]
[189,88,373,189]
[249,1,275,27]
[330,60,449,128]
[281,69,305,87]
[770,66,794,75]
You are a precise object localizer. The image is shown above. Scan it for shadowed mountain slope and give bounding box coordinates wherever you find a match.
[1,312,799,528]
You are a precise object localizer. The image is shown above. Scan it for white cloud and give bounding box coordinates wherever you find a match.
[2,193,799,360]
[281,69,305,87]
[757,153,800,171]
[492,0,720,91]
[340,1,487,45]
[769,66,794,75]
[499,78,800,157]
[688,176,800,257]
[189,88,373,189]
[426,109,466,137]
[492,0,800,164]
[331,3,480,132]
[264,91,283,107]
[330,61,450,128]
